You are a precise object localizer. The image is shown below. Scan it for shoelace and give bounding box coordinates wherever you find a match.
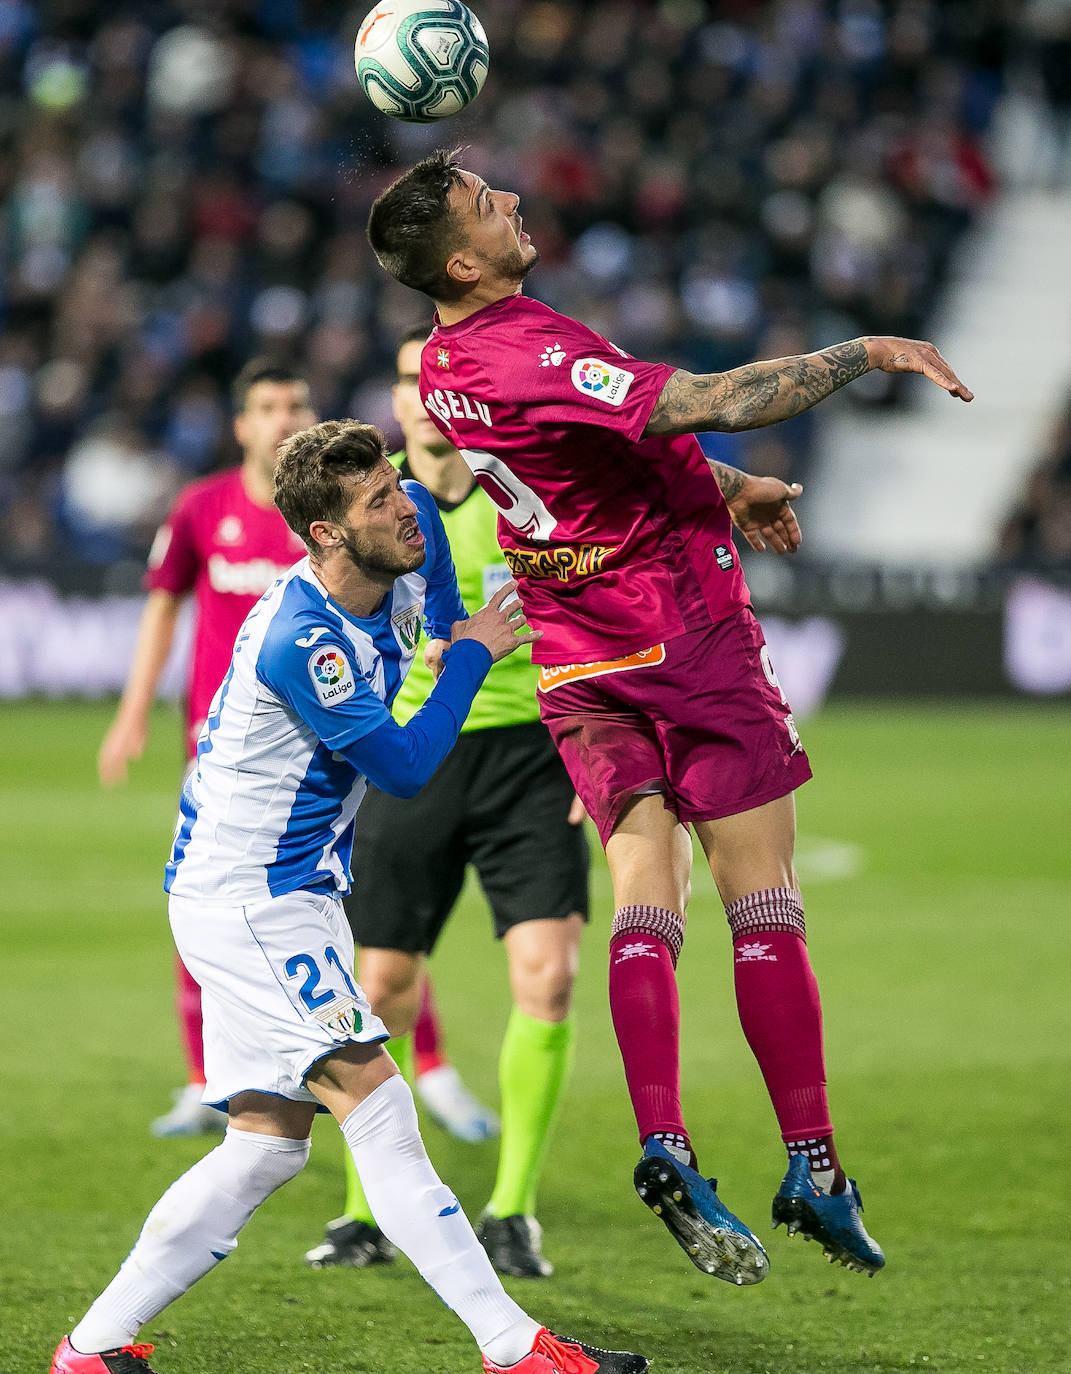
[533,1331,599,1374]
[110,1345,155,1372]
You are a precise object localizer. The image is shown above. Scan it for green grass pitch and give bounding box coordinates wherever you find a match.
[3,699,1069,1373]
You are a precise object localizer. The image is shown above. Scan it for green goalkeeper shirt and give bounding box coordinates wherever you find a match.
[391,454,541,732]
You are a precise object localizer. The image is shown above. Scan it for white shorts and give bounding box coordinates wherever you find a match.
[169,888,388,1109]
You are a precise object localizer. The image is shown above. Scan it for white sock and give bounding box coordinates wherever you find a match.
[70,1128,309,1353]
[340,1076,539,1362]
[482,1320,546,1370]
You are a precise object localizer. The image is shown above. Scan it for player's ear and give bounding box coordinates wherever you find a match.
[308,519,341,554]
[233,411,248,448]
[446,249,481,287]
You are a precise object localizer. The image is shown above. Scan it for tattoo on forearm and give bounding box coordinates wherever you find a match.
[646,339,870,436]
[709,462,746,501]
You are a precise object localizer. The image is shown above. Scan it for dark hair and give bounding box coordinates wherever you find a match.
[367,149,467,301]
[396,323,433,375]
[231,358,308,412]
[274,420,387,551]
[399,323,433,349]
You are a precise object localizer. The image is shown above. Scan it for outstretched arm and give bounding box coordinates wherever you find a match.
[644,337,973,437]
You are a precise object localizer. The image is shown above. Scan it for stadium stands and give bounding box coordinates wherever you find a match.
[0,0,1023,586]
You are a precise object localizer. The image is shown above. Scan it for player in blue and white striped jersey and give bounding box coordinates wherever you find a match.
[53,420,648,1374]
[165,469,467,906]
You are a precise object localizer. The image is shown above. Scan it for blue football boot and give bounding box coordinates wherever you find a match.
[633,1138,769,1285]
[772,1153,885,1275]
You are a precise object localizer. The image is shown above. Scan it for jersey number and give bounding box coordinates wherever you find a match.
[285,946,359,1011]
[460,448,559,539]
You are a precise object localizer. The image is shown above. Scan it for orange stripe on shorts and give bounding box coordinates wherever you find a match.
[537,644,666,692]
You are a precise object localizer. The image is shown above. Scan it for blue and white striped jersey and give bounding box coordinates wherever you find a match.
[166,481,466,903]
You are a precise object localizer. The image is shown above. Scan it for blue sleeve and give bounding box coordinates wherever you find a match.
[259,636,395,750]
[406,479,466,639]
[339,638,492,796]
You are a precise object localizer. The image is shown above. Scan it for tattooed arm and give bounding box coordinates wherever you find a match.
[644,337,973,437]
[709,462,804,554]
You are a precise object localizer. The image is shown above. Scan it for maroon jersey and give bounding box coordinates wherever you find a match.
[146,468,306,755]
[421,296,748,664]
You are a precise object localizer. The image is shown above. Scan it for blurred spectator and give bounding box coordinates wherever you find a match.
[58,415,179,562]
[1021,0,1071,188]
[0,0,1012,583]
[999,388,1071,573]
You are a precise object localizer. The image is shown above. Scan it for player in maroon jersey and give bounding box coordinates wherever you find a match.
[97,358,487,1141]
[366,150,973,1284]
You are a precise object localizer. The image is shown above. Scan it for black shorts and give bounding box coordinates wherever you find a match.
[345,721,590,954]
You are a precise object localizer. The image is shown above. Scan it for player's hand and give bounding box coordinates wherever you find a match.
[864,337,974,401]
[424,637,450,680]
[97,716,147,786]
[568,793,588,826]
[725,476,803,555]
[450,580,541,664]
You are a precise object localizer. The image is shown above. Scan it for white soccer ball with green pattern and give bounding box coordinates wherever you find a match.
[354,0,489,123]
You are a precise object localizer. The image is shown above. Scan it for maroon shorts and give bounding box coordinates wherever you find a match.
[536,608,812,846]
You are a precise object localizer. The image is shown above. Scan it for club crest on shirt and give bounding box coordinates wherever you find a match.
[571,357,634,406]
[312,994,364,1037]
[309,648,356,706]
[392,605,423,655]
[216,515,243,544]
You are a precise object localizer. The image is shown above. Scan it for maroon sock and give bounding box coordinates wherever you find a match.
[608,905,688,1145]
[413,975,447,1077]
[175,953,205,1083]
[726,889,836,1151]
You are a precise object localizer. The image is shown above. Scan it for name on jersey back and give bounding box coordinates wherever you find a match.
[423,387,492,429]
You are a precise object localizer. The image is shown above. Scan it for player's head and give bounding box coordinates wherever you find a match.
[275,419,425,577]
[393,324,455,458]
[232,359,316,474]
[367,148,537,304]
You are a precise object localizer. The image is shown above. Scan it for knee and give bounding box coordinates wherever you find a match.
[358,956,421,1034]
[510,939,579,1022]
[222,1127,311,1193]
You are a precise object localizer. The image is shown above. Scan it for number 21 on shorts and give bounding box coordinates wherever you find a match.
[285,945,365,1033]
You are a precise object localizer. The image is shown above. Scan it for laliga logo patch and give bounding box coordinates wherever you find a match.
[571,357,634,406]
[309,648,356,706]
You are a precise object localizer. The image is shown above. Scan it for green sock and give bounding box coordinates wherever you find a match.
[486,1008,575,1219]
[342,1033,415,1223]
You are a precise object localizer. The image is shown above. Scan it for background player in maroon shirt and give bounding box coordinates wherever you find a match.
[97,358,491,1141]
[97,360,316,1136]
[367,150,973,1287]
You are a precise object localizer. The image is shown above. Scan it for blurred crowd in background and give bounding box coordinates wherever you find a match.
[999,384,1071,574]
[0,0,1067,586]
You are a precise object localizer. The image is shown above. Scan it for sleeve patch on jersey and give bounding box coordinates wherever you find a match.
[309,648,356,707]
[570,357,635,406]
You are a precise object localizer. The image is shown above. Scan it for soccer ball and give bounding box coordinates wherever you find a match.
[354,0,489,123]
